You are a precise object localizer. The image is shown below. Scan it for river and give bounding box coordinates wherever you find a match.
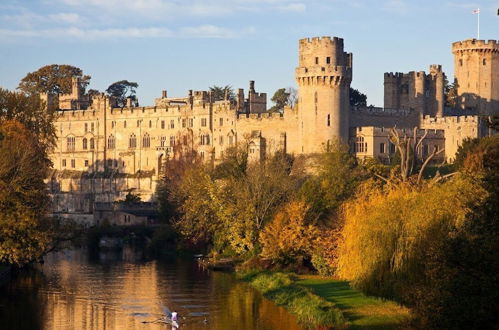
[0,248,302,330]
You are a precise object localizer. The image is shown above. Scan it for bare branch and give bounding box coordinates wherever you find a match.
[417,147,445,185]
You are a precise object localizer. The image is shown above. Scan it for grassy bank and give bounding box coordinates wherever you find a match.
[298,276,411,329]
[238,271,347,328]
[238,271,411,329]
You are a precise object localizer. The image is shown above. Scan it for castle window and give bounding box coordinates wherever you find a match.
[84,160,89,167]
[228,134,234,146]
[170,136,176,146]
[137,120,140,127]
[314,92,318,104]
[71,159,75,168]
[201,118,207,127]
[354,136,367,153]
[327,114,331,127]
[389,142,396,154]
[90,138,95,150]
[149,120,152,128]
[67,136,75,152]
[182,119,186,128]
[124,121,127,128]
[114,160,118,167]
[84,123,88,133]
[379,143,386,154]
[160,136,166,147]
[219,118,223,126]
[161,120,165,129]
[91,123,94,132]
[142,133,150,148]
[170,120,175,129]
[200,134,210,146]
[112,121,115,128]
[460,59,463,66]
[62,159,66,167]
[219,136,224,145]
[483,59,486,66]
[189,118,194,127]
[107,159,113,167]
[108,135,115,149]
[326,57,331,64]
[129,134,137,148]
[315,57,319,64]
[183,136,188,145]
[83,138,88,150]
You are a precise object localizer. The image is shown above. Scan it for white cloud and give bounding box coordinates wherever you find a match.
[277,3,306,12]
[0,25,255,41]
[48,13,81,24]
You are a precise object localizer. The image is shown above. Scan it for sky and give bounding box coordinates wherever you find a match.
[0,0,498,107]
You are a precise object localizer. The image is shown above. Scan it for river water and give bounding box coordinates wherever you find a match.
[0,248,302,330]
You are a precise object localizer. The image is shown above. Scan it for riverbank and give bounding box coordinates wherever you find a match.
[238,271,411,329]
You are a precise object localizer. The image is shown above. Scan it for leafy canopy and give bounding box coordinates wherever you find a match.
[18,64,90,95]
[106,80,139,107]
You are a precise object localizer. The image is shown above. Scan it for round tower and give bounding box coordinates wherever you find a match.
[296,36,352,153]
[452,39,499,114]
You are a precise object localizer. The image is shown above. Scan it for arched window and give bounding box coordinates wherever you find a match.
[67,136,75,151]
[327,114,331,127]
[82,137,88,150]
[129,134,137,148]
[142,133,150,148]
[89,138,95,150]
[108,135,115,149]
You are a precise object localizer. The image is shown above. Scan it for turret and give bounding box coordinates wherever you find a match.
[296,36,352,153]
[452,39,499,114]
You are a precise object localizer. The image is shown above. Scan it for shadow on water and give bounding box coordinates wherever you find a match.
[0,248,303,330]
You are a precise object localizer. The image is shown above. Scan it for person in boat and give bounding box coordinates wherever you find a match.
[171,312,178,322]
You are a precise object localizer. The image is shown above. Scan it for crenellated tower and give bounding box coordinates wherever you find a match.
[452,39,499,114]
[296,36,352,153]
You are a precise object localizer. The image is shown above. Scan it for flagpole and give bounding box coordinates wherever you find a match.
[477,9,480,39]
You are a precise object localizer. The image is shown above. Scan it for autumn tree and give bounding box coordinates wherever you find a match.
[0,88,56,148]
[270,88,290,112]
[106,80,138,107]
[0,121,52,265]
[260,201,319,266]
[18,64,90,95]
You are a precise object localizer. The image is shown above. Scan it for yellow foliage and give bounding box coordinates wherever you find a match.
[336,177,485,297]
[260,201,319,263]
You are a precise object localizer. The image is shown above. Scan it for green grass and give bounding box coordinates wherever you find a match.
[238,271,347,328]
[297,276,412,329]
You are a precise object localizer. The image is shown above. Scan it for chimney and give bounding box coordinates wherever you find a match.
[249,80,255,93]
[161,90,167,98]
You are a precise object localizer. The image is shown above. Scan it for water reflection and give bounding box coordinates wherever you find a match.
[0,248,302,330]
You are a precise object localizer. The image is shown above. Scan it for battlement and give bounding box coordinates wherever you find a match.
[452,39,499,53]
[299,36,343,46]
[429,64,443,73]
[422,114,479,125]
[237,111,284,121]
[384,71,427,80]
[352,106,414,117]
[296,65,352,77]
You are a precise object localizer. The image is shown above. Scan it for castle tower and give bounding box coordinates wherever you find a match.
[429,65,445,117]
[296,37,352,153]
[452,39,499,114]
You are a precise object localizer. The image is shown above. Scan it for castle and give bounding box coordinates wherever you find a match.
[45,37,498,223]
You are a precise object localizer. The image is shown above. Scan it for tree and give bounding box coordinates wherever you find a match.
[106,80,138,107]
[270,88,290,112]
[209,85,235,101]
[18,64,90,95]
[444,77,458,108]
[349,87,367,107]
[259,201,319,266]
[0,120,52,265]
[0,88,56,148]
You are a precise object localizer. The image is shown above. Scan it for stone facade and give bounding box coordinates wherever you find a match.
[47,36,497,216]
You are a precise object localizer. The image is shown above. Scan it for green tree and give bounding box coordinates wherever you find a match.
[270,88,290,112]
[106,80,139,107]
[0,88,56,148]
[444,77,458,108]
[0,120,52,265]
[349,87,367,107]
[18,64,90,95]
[209,85,235,101]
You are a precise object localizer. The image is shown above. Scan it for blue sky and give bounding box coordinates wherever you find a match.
[1,0,498,107]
